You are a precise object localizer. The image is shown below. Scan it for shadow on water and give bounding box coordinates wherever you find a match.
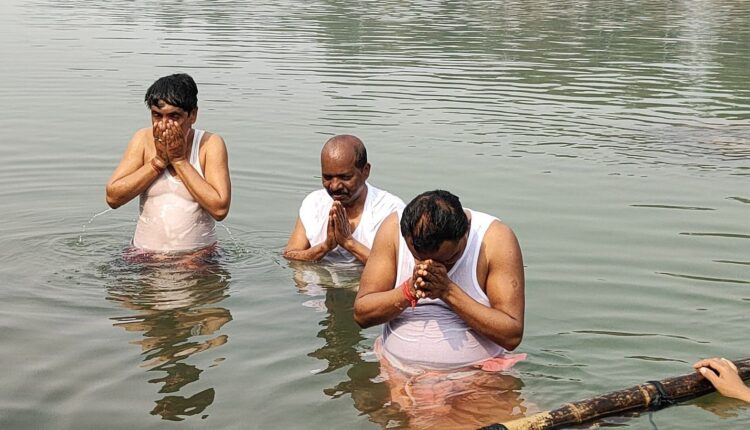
[103,249,232,421]
[289,261,531,430]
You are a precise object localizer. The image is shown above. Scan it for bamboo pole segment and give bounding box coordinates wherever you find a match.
[480,358,750,430]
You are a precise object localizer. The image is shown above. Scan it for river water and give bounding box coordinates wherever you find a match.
[1,0,749,429]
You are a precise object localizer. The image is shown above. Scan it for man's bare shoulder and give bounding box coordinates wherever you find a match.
[124,128,151,151]
[201,131,226,148]
[372,212,400,247]
[380,212,399,233]
[132,127,152,142]
[487,219,515,238]
[198,132,227,162]
[484,220,521,257]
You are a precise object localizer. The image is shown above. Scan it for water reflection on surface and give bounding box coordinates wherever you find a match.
[291,261,530,429]
[289,262,400,427]
[290,261,405,427]
[104,250,232,421]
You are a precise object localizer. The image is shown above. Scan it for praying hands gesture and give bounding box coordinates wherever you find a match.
[413,259,454,300]
[106,78,231,221]
[321,202,349,252]
[330,201,354,248]
[152,123,169,169]
[322,201,368,262]
[284,200,370,263]
[154,120,189,164]
[324,212,337,251]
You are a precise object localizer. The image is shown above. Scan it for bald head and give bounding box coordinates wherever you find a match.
[319,134,371,207]
[321,134,368,170]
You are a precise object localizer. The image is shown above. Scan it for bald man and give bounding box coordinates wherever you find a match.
[284,135,404,264]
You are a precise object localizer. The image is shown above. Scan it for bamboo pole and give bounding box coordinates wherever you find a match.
[480,358,750,430]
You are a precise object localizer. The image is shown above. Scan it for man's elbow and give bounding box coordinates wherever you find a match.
[502,328,524,351]
[211,209,228,221]
[210,203,230,221]
[503,335,523,352]
[105,187,122,209]
[352,305,374,329]
[106,197,121,209]
[352,313,370,329]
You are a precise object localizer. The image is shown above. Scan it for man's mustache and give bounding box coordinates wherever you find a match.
[327,189,349,197]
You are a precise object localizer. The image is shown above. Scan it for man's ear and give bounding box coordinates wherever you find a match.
[189,107,198,125]
[362,162,371,179]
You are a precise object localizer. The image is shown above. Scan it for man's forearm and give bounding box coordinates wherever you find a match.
[354,286,412,328]
[340,238,370,264]
[283,243,331,262]
[106,158,163,208]
[171,160,230,220]
[442,285,524,351]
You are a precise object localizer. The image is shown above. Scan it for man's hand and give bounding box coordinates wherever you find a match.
[331,201,354,247]
[163,120,188,163]
[152,123,169,166]
[413,259,454,300]
[324,213,337,251]
[694,358,750,403]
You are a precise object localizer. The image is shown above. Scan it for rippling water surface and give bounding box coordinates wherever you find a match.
[1,0,749,428]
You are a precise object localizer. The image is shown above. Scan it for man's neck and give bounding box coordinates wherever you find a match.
[344,185,368,221]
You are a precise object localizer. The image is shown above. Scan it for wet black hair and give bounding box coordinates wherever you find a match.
[400,190,469,253]
[144,73,198,113]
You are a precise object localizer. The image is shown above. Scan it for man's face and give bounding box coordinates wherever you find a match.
[150,101,196,137]
[406,234,468,267]
[321,152,370,207]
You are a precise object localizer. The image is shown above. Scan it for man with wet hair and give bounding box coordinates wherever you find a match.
[106,73,231,254]
[284,134,404,264]
[401,190,470,255]
[354,190,525,370]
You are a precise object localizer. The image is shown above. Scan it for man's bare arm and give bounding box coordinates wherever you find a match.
[354,214,412,327]
[419,221,525,350]
[106,129,164,208]
[170,131,231,221]
[283,217,335,261]
[340,239,370,264]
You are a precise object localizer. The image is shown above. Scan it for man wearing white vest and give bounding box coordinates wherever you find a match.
[284,135,404,264]
[106,73,231,255]
[354,190,525,371]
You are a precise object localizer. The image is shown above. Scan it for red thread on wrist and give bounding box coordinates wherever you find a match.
[401,278,417,309]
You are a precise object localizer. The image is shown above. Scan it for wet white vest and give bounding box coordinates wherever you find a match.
[132,129,217,253]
